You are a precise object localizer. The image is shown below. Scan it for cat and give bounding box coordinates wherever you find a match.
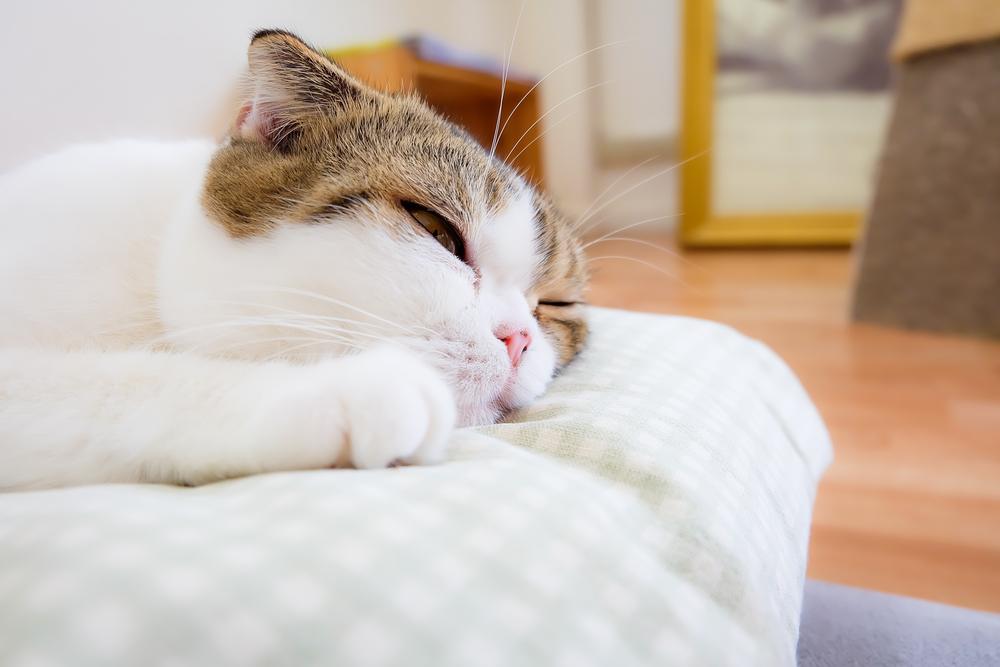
[0,29,588,490]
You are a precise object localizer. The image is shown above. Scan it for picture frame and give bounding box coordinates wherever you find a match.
[678,0,870,247]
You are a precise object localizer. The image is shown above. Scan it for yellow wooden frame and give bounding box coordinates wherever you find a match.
[678,0,860,247]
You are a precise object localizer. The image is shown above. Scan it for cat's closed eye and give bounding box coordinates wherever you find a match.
[538,300,583,308]
[401,200,465,261]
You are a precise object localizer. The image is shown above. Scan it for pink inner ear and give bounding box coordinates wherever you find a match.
[235,99,282,145]
[235,102,253,131]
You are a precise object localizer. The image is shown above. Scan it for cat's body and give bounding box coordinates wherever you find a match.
[0,31,587,490]
[0,140,212,350]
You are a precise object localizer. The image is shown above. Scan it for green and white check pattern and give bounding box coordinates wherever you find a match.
[0,308,831,666]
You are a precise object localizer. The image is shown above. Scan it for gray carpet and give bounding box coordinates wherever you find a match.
[798,580,1000,666]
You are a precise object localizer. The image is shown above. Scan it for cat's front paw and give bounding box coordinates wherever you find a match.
[292,346,456,469]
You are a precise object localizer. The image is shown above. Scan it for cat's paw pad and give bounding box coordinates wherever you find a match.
[296,346,455,469]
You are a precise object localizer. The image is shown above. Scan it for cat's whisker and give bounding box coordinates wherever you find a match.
[227,311,413,350]
[584,235,679,255]
[580,213,717,290]
[89,301,164,338]
[503,111,573,165]
[198,335,352,359]
[149,316,358,351]
[575,155,660,226]
[290,320,400,346]
[212,299,396,334]
[239,286,436,336]
[582,233,717,279]
[93,315,163,338]
[261,339,362,363]
[493,40,627,157]
[160,315,373,357]
[237,314,390,343]
[586,254,687,283]
[489,0,527,162]
[271,312,393,334]
[581,214,679,247]
[574,149,711,234]
[144,320,238,348]
[502,81,610,160]
[504,108,576,169]
[150,313,473,365]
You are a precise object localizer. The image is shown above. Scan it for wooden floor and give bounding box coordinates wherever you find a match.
[584,236,1000,612]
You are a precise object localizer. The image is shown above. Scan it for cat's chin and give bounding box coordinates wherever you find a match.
[455,390,517,427]
[457,376,553,428]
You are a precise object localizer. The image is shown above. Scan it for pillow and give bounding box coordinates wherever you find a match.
[0,307,832,666]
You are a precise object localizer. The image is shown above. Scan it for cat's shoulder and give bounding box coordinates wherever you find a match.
[0,138,218,244]
[2,138,216,182]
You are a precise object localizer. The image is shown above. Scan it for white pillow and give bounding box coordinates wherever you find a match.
[0,307,831,666]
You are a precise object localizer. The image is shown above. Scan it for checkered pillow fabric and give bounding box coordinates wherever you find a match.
[0,308,831,666]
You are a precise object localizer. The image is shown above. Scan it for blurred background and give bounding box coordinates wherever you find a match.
[3,0,998,612]
[0,0,681,229]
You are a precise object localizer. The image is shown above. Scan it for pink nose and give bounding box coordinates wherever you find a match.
[500,330,532,367]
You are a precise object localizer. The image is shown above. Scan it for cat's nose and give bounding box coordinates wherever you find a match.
[499,330,532,368]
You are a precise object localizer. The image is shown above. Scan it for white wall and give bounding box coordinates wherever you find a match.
[512,0,682,231]
[589,0,682,234]
[594,0,680,145]
[0,0,511,171]
[507,0,598,221]
[1,1,681,232]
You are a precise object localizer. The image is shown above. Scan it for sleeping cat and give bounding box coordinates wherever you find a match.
[0,30,588,490]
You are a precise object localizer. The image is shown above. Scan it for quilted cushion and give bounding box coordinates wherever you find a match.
[0,307,832,666]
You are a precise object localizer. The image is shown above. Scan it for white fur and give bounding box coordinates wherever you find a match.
[0,140,556,489]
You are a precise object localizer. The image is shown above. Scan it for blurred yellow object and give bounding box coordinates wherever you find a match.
[324,38,400,59]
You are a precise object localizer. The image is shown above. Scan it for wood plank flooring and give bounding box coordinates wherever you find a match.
[584,237,1000,612]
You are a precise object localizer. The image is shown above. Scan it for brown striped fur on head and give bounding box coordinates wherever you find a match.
[531,192,589,366]
[197,30,587,420]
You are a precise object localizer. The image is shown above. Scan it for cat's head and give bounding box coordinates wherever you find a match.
[163,30,587,426]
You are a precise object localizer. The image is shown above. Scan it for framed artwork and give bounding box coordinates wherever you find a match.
[679,0,901,246]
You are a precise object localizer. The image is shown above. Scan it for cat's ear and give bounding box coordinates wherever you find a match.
[236,29,370,149]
